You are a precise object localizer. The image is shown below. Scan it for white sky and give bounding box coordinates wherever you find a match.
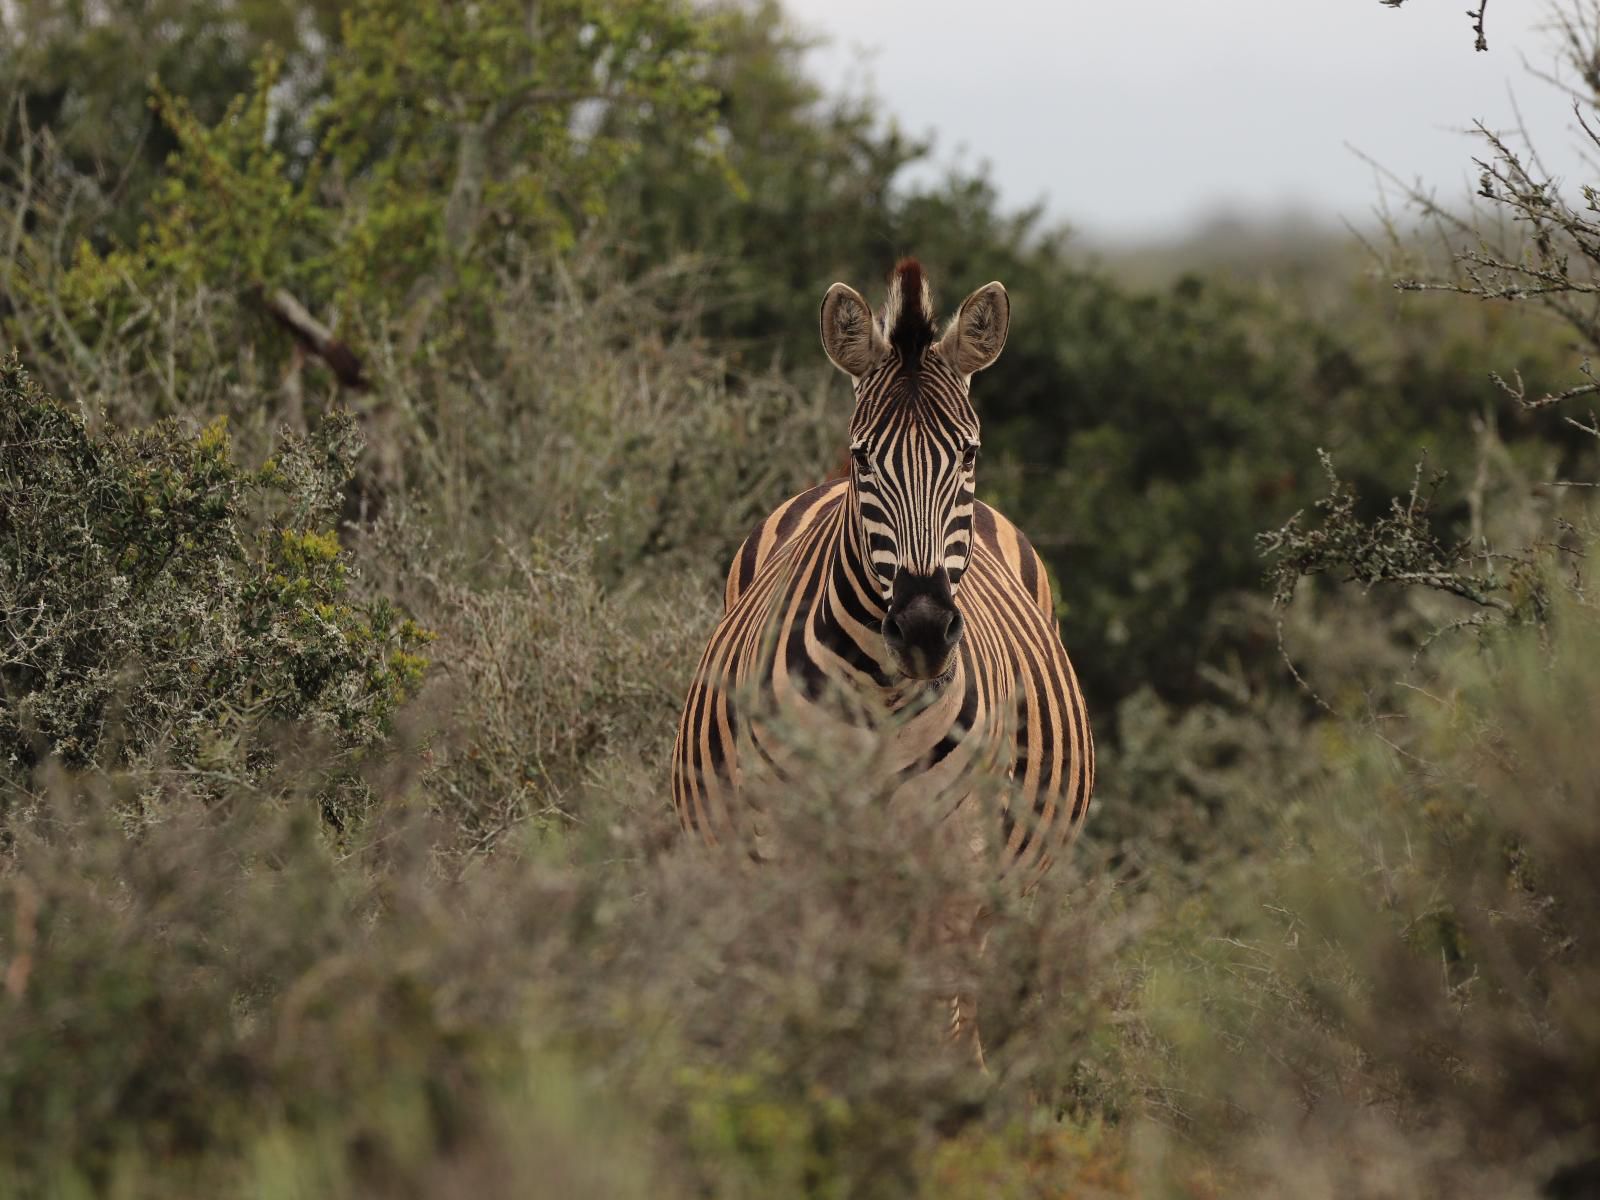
[786,0,1597,241]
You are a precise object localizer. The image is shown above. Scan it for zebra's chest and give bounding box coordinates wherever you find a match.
[732,645,1014,867]
[740,623,1016,793]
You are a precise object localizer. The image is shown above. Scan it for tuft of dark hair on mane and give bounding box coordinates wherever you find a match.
[886,257,936,358]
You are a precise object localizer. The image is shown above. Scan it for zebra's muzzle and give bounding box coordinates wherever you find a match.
[883,571,963,680]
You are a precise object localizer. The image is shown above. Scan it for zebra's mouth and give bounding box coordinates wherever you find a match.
[885,642,958,681]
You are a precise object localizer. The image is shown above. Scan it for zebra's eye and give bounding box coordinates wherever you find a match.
[852,446,873,477]
[961,445,980,471]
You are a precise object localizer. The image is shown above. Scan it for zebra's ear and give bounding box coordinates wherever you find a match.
[820,283,886,378]
[939,282,1010,378]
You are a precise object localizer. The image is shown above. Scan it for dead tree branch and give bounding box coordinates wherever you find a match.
[261,288,366,389]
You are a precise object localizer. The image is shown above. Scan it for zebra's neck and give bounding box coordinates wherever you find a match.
[812,485,906,689]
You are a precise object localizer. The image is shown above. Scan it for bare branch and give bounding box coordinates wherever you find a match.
[1496,360,1600,409]
[1275,618,1336,717]
[261,288,367,389]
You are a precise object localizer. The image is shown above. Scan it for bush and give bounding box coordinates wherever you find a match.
[0,729,1136,1197]
[409,528,714,848]
[0,776,672,1199]
[1138,549,1600,1195]
[0,358,430,820]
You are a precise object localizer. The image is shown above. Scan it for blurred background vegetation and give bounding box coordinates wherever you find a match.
[1,0,1598,1195]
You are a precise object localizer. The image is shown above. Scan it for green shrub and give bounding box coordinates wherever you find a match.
[0,358,429,819]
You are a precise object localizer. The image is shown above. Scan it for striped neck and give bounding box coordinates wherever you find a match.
[835,481,888,611]
[811,484,903,688]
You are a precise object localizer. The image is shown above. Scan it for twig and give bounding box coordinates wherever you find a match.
[1495,362,1600,411]
[1567,412,1600,437]
[1276,618,1336,717]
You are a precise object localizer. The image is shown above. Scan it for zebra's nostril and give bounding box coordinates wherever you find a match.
[887,610,916,647]
[945,609,964,646]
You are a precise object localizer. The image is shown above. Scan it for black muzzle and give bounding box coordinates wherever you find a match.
[882,570,963,679]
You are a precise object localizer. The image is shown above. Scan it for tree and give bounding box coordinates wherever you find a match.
[3,0,722,424]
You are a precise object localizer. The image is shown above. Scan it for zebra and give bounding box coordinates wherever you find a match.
[671,258,1094,886]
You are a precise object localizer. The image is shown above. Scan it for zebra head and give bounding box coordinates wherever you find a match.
[818,259,1010,681]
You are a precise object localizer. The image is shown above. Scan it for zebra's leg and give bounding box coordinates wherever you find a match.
[942,893,991,1073]
[933,801,992,1070]
[949,990,988,1073]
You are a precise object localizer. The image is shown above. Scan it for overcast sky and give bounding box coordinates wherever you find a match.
[785,0,1595,242]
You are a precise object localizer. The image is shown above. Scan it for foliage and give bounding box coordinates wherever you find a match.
[613,0,928,355]
[367,246,840,584]
[407,528,714,849]
[1257,448,1562,629]
[7,0,722,428]
[0,781,656,1198]
[0,358,429,818]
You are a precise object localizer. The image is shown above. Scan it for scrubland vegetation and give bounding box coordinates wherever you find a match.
[2,1,1599,1195]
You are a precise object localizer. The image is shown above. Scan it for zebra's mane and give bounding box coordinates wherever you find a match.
[881,258,936,358]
